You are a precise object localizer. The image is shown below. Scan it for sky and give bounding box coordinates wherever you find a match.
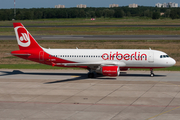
[0,0,179,9]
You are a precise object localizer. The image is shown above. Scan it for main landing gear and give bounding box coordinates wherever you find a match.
[88,72,95,78]
[150,69,154,77]
[88,70,96,78]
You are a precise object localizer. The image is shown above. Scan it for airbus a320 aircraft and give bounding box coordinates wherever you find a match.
[11,23,176,78]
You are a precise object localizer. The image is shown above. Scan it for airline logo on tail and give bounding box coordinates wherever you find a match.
[14,26,31,47]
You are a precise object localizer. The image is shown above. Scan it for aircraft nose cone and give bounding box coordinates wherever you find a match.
[172,59,176,65]
[170,58,176,66]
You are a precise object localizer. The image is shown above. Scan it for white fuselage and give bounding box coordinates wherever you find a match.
[43,48,176,68]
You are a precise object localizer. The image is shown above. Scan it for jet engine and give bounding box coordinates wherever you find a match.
[101,66,120,76]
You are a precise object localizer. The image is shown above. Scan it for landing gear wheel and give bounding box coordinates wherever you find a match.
[150,73,154,77]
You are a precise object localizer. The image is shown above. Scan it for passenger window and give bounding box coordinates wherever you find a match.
[160,55,162,58]
[163,55,166,58]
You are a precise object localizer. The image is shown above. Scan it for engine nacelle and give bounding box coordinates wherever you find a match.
[101,66,120,76]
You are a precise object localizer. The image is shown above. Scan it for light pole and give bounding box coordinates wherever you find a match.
[14,0,16,19]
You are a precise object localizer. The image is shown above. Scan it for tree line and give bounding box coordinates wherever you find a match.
[0,6,180,21]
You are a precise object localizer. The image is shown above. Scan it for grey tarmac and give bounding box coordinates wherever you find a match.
[0,69,180,120]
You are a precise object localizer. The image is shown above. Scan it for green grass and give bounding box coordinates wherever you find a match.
[0,64,179,71]
[1,27,180,36]
[1,18,180,36]
[1,18,180,26]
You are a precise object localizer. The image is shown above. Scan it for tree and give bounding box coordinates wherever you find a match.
[89,11,95,18]
[78,9,86,18]
[152,12,160,19]
[33,9,43,19]
[67,9,79,18]
[114,9,124,18]
[170,9,179,19]
[95,10,103,17]
[144,9,152,17]
[165,9,171,18]
[126,11,131,17]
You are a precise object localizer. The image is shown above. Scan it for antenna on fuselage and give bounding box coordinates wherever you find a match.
[76,47,78,49]
[149,48,151,50]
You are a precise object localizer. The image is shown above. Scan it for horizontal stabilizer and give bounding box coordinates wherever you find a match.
[11,50,31,56]
[11,53,31,56]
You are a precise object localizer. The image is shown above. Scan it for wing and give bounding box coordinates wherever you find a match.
[56,61,126,67]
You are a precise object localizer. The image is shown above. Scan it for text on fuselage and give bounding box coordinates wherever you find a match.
[102,52,147,61]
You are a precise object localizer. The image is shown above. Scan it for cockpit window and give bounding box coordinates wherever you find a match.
[160,55,169,58]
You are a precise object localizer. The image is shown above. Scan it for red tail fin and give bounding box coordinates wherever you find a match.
[13,23,42,50]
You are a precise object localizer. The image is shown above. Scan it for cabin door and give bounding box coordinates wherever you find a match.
[148,52,154,63]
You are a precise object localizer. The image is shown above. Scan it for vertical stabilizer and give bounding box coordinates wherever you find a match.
[13,23,42,50]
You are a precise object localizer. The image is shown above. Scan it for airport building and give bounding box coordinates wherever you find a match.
[77,4,87,8]
[155,2,178,8]
[129,3,138,8]
[55,4,65,8]
[109,4,119,8]
[156,3,162,7]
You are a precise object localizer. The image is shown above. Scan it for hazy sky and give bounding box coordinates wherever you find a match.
[1,0,179,9]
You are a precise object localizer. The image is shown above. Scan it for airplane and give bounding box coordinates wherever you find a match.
[11,23,176,78]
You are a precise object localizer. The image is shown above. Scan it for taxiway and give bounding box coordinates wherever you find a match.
[0,69,180,120]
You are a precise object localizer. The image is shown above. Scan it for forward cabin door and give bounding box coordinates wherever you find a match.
[39,51,44,61]
[148,52,154,63]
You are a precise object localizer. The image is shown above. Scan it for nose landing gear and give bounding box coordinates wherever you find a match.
[150,69,154,77]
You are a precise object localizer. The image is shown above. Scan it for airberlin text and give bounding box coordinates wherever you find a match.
[102,52,147,61]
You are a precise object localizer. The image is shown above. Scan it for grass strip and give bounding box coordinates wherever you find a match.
[1,27,180,36]
[0,64,179,71]
[1,18,180,26]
